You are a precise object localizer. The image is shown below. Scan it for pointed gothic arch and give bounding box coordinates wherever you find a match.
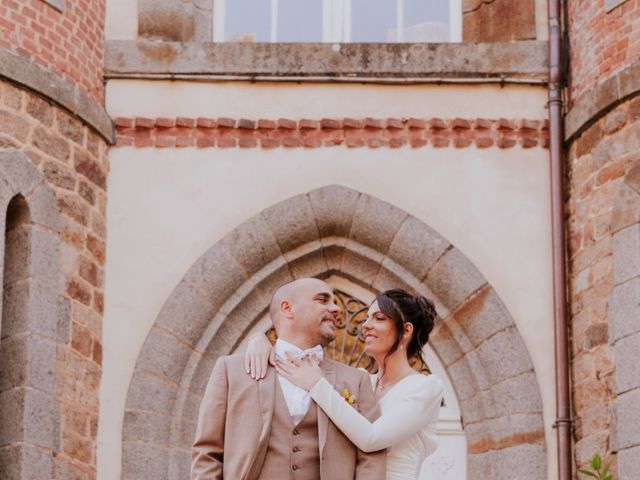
[122,185,546,480]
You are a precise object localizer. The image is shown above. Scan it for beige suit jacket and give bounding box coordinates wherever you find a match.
[191,353,386,480]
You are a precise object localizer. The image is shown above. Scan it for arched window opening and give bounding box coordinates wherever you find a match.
[214,0,462,43]
[0,194,33,460]
[1,194,31,343]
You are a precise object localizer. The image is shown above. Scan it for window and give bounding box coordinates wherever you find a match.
[213,0,461,43]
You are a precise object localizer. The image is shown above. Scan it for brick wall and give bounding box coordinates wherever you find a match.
[567,95,640,476]
[0,79,108,478]
[567,0,640,104]
[0,0,105,103]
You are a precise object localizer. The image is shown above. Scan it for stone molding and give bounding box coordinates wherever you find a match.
[122,185,547,480]
[105,40,548,83]
[0,48,114,144]
[565,59,640,142]
[609,160,640,478]
[114,116,549,149]
[0,149,64,479]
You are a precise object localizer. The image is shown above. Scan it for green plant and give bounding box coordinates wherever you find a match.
[577,453,612,480]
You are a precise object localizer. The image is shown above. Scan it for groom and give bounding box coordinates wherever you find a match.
[191,277,386,479]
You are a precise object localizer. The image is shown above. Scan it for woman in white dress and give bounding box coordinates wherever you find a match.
[247,288,444,480]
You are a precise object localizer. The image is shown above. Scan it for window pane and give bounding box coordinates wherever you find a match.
[404,0,450,42]
[224,0,271,42]
[351,0,396,42]
[278,0,322,42]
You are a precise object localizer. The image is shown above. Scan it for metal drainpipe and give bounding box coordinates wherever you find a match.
[548,0,572,479]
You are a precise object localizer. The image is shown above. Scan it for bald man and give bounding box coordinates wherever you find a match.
[191,278,386,480]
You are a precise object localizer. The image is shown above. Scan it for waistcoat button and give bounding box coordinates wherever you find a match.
[293,429,300,435]
[293,446,300,452]
[292,465,299,471]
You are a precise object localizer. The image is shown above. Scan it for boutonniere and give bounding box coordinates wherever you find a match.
[341,388,357,405]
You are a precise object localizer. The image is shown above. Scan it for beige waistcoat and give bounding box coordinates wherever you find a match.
[257,383,320,480]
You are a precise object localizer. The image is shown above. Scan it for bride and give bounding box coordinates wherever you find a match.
[246,288,444,480]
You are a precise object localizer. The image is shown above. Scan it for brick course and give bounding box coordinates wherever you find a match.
[568,0,640,105]
[0,79,108,478]
[114,117,549,150]
[0,0,105,103]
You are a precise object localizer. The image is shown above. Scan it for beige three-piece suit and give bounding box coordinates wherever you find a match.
[191,353,386,479]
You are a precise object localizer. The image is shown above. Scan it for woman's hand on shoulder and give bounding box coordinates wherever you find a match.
[275,352,324,391]
[244,333,275,380]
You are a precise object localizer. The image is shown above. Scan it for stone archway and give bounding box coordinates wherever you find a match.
[122,185,547,480]
[0,149,63,479]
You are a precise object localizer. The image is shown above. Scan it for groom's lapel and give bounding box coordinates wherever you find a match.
[318,358,336,454]
[246,367,276,480]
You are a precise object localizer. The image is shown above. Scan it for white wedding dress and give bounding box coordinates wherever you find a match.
[309,373,443,480]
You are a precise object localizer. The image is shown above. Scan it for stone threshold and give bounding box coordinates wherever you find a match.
[114,116,549,149]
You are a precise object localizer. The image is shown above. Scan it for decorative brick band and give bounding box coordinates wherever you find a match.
[114,116,549,149]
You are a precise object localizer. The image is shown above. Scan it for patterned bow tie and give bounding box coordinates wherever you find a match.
[295,345,324,364]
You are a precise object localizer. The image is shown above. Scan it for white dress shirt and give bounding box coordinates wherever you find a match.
[274,339,323,425]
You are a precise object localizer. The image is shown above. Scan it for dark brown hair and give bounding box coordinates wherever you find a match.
[375,288,437,369]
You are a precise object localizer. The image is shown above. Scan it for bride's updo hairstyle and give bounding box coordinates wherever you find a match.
[375,288,437,366]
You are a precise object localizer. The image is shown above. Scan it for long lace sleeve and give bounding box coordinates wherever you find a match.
[310,375,443,453]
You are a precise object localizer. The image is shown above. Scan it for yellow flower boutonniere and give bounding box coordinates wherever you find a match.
[341,388,357,405]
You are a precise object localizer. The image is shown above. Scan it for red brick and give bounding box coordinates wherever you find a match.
[389,137,406,148]
[68,280,91,306]
[197,137,216,148]
[367,138,386,148]
[258,119,277,129]
[218,137,237,148]
[410,138,427,148]
[116,136,134,147]
[452,118,471,129]
[429,118,448,130]
[431,136,449,147]
[134,136,154,148]
[283,137,303,147]
[92,340,103,366]
[155,118,175,128]
[86,234,105,265]
[387,117,404,129]
[497,137,517,148]
[321,118,342,129]
[239,137,257,148]
[175,117,195,128]
[217,117,236,128]
[498,118,515,130]
[238,118,256,130]
[453,137,473,148]
[299,119,319,130]
[303,138,322,148]
[155,136,175,148]
[345,137,365,148]
[135,117,155,129]
[114,117,134,128]
[520,119,539,131]
[521,137,538,148]
[407,118,426,129]
[343,118,363,129]
[261,138,280,148]
[196,117,217,128]
[277,118,296,129]
[475,118,492,130]
[175,135,195,147]
[364,117,384,129]
[475,137,494,148]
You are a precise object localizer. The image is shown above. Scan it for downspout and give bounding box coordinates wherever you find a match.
[548,1,572,479]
